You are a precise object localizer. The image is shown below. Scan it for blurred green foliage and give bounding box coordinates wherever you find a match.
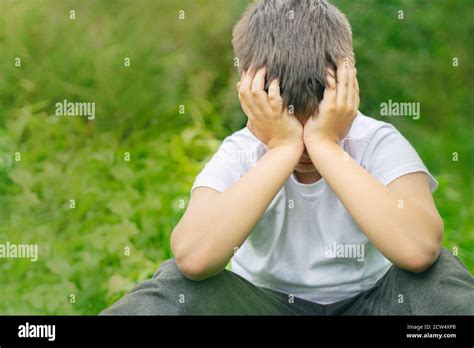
[0,0,472,314]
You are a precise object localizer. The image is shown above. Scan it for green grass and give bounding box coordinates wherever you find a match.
[0,0,473,314]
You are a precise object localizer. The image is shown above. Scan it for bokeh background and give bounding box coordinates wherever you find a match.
[0,0,473,314]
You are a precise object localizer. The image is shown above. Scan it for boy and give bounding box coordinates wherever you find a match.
[102,0,474,315]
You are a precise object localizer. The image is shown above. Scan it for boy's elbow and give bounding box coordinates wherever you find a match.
[404,251,439,273]
[404,235,443,273]
[171,229,220,281]
[175,254,218,281]
[401,216,444,273]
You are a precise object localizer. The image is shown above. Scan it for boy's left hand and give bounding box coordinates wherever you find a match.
[303,58,359,146]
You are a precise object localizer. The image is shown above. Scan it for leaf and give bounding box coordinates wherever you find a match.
[46,258,73,277]
[8,168,34,190]
[107,199,133,218]
[107,275,135,297]
[109,165,135,184]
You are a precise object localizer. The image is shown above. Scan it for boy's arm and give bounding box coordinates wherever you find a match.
[171,68,303,281]
[304,60,444,273]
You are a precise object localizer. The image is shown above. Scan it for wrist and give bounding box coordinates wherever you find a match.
[269,141,304,159]
[268,139,304,152]
[303,134,339,149]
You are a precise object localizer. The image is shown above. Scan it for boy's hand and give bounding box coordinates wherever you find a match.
[237,67,304,150]
[303,59,359,146]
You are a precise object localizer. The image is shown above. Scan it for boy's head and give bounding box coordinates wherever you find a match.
[232,0,354,117]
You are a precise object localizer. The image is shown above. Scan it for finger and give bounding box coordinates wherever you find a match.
[268,79,283,114]
[354,76,360,112]
[238,68,259,111]
[240,69,246,80]
[346,64,356,110]
[238,89,258,120]
[251,67,266,93]
[336,58,349,108]
[251,67,272,114]
[321,68,337,108]
[240,68,255,93]
[328,66,336,78]
[326,66,336,88]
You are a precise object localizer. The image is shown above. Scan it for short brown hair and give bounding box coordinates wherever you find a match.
[232,0,354,116]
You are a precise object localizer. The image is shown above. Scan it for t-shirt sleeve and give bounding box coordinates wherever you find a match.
[362,124,439,192]
[190,136,249,194]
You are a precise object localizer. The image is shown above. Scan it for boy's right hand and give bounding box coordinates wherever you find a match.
[237,67,304,151]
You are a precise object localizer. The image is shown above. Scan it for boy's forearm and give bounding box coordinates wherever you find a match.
[218,144,302,238]
[180,143,302,280]
[305,138,442,272]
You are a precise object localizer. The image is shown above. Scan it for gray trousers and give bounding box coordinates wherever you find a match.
[101,248,474,315]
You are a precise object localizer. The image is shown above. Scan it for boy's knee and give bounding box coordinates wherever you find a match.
[425,247,473,281]
[152,258,184,279]
[389,247,474,314]
[101,261,192,315]
[395,247,468,281]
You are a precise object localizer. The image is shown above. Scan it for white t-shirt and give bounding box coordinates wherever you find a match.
[191,112,438,304]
